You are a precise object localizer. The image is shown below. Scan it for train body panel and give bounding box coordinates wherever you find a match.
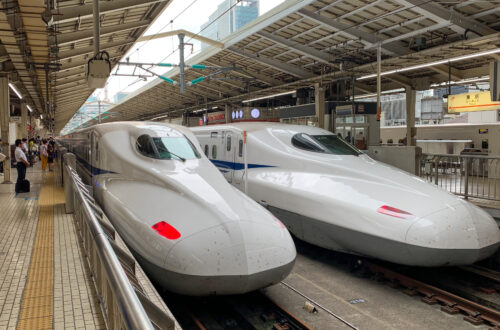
[59,122,296,295]
[192,122,500,266]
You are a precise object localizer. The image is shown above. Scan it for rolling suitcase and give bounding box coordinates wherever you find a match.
[16,179,30,193]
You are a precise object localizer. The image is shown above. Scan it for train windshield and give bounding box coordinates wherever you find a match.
[136,134,200,160]
[292,133,361,156]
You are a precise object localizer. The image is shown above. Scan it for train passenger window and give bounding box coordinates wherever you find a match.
[239,140,243,157]
[212,145,217,159]
[136,134,200,160]
[227,135,231,151]
[204,145,209,157]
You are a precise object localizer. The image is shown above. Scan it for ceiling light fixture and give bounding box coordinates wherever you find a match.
[27,105,33,113]
[8,83,22,99]
[357,48,500,80]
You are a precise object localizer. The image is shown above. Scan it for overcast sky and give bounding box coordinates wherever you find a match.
[96,0,284,101]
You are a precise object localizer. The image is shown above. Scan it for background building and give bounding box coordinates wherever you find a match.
[200,0,258,48]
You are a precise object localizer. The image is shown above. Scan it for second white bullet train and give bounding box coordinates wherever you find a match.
[192,122,500,266]
[59,122,296,295]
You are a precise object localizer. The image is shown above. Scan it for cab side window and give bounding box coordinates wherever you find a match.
[226,135,231,151]
[238,140,243,157]
[212,145,217,159]
[204,145,209,157]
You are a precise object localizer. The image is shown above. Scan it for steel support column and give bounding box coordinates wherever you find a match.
[315,82,325,129]
[0,75,11,183]
[405,88,416,146]
[225,104,231,123]
[21,102,27,139]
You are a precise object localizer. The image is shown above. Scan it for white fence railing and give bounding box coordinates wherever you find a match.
[418,153,500,202]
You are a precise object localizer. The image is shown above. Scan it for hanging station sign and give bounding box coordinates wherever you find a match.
[448,91,500,113]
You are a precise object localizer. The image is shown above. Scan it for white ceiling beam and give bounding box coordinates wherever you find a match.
[257,31,333,65]
[298,9,406,56]
[394,0,495,36]
[58,38,135,60]
[53,20,151,46]
[54,0,168,24]
[228,47,315,79]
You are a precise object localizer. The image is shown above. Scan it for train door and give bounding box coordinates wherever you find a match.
[222,131,235,183]
[233,133,245,187]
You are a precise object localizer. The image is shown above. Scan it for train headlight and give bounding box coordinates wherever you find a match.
[377,205,414,220]
[152,221,181,240]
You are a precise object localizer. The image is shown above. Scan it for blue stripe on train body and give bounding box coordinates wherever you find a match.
[210,159,275,171]
[75,154,116,176]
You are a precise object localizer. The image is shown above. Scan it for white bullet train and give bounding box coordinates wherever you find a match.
[192,122,500,266]
[59,122,296,295]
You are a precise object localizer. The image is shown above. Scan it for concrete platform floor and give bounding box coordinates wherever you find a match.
[262,239,488,330]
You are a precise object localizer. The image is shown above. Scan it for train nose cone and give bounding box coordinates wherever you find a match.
[163,220,296,295]
[405,201,500,266]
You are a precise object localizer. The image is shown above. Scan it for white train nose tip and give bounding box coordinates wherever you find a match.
[162,221,296,295]
[405,202,500,266]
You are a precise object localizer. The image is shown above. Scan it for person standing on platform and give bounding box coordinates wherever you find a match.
[14,139,30,193]
[49,136,56,161]
[0,138,4,175]
[22,138,28,154]
[40,139,48,171]
[47,141,54,172]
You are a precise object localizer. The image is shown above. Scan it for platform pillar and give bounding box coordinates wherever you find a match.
[225,104,231,123]
[21,102,27,139]
[405,87,416,146]
[0,75,11,183]
[315,83,325,129]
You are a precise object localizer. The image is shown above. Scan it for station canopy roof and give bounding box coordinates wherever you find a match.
[91,0,500,127]
[0,0,171,132]
[61,0,500,130]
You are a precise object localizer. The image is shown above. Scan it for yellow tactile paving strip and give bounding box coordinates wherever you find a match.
[17,172,57,330]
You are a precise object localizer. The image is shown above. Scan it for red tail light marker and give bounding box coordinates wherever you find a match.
[377,205,414,219]
[152,221,181,240]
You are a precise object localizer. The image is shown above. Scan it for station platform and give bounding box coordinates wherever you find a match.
[0,163,105,329]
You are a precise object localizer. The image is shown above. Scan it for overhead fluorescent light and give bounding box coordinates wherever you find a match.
[9,83,22,99]
[27,105,33,112]
[354,88,405,99]
[430,76,489,87]
[40,114,43,119]
[357,48,500,80]
[243,90,296,103]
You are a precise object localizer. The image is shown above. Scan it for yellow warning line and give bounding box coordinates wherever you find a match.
[17,172,63,330]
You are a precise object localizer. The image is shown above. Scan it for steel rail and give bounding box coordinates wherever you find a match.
[67,164,154,330]
[280,281,359,330]
[365,262,500,327]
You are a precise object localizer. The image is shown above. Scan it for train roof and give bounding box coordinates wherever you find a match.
[191,122,333,135]
[63,121,193,137]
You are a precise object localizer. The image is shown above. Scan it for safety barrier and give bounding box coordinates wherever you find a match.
[419,153,500,202]
[62,152,175,330]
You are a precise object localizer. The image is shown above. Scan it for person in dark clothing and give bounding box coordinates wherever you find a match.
[47,142,54,172]
[14,139,30,193]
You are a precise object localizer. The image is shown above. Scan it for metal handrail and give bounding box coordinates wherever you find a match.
[422,153,500,160]
[419,153,500,202]
[66,164,154,330]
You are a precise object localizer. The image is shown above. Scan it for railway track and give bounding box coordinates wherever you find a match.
[162,291,313,330]
[363,261,500,328]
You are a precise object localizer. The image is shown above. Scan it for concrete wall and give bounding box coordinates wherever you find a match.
[381,123,500,156]
[366,146,422,175]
